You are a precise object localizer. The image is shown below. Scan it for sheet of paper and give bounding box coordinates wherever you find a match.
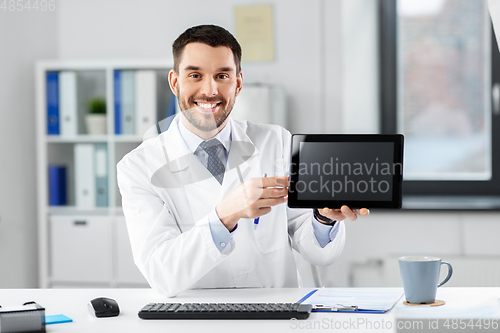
[234,4,275,62]
[303,288,404,311]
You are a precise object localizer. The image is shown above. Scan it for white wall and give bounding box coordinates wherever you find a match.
[56,0,344,134]
[0,10,58,287]
[319,211,500,287]
[341,0,380,133]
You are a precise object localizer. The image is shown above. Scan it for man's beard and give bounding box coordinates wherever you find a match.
[177,87,236,132]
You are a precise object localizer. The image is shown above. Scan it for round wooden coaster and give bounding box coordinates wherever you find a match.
[403,300,445,307]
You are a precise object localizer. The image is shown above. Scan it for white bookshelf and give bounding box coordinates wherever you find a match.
[35,59,173,288]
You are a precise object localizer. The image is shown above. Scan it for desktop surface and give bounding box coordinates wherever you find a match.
[1,287,499,333]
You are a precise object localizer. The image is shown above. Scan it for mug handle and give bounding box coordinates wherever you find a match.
[438,261,453,287]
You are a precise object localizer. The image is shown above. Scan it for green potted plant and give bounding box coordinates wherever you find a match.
[85,97,107,135]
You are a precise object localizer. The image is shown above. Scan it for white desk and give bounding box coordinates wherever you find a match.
[1,288,499,333]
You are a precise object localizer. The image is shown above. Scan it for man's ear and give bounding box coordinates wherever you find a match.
[168,69,178,96]
[235,71,243,97]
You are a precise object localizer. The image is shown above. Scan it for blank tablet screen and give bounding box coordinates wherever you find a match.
[288,135,404,209]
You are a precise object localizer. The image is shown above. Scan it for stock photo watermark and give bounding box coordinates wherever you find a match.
[290,158,402,197]
[289,318,500,331]
[396,319,500,332]
[1,0,55,11]
[289,317,393,330]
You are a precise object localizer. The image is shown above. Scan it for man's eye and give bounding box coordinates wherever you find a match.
[190,74,200,79]
[217,74,228,79]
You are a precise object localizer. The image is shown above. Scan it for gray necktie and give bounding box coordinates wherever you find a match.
[198,139,225,185]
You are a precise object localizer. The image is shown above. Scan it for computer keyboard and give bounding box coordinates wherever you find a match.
[138,302,312,320]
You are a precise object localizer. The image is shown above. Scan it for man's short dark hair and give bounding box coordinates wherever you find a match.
[172,25,242,73]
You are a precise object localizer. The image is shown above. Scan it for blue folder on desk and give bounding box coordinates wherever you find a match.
[297,288,404,314]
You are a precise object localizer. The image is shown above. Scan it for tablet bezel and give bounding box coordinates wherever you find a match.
[287,134,404,209]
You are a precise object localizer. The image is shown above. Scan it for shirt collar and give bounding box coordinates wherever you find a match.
[178,116,232,154]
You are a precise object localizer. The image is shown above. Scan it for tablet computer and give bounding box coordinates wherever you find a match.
[288,134,404,209]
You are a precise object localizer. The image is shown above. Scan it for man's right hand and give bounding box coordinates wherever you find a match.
[215,176,289,231]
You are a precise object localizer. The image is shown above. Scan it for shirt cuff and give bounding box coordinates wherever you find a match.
[312,216,340,248]
[208,208,234,252]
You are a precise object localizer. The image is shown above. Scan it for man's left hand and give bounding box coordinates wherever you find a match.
[317,206,370,222]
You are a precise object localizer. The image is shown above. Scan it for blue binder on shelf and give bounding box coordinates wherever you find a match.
[94,143,108,207]
[46,72,59,135]
[114,70,121,134]
[48,165,67,206]
[297,288,403,314]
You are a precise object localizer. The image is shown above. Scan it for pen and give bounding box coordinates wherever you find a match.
[254,173,267,226]
[313,305,358,312]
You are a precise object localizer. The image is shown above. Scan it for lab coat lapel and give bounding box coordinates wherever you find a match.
[160,117,221,193]
[155,117,222,222]
[157,117,263,221]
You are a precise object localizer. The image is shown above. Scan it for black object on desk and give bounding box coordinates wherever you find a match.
[138,302,312,320]
[88,297,120,318]
[288,134,404,209]
[0,301,45,333]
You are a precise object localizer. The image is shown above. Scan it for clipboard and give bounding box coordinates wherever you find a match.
[297,288,404,314]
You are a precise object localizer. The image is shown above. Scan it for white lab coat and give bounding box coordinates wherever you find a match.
[117,116,346,297]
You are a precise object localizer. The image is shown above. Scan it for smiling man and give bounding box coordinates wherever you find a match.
[117,25,369,297]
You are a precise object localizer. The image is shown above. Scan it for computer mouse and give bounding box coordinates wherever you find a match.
[88,297,120,318]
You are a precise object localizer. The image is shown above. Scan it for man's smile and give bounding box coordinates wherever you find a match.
[194,101,222,113]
